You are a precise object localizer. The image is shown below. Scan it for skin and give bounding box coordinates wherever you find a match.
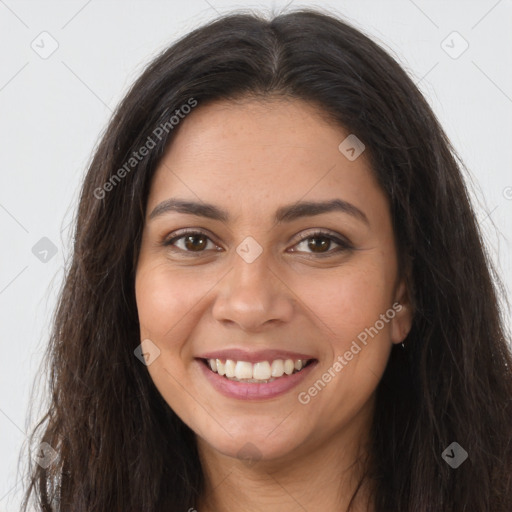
[135,96,412,512]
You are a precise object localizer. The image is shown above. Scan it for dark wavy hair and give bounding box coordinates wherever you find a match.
[19,8,512,511]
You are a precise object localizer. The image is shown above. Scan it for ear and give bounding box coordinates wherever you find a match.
[390,279,413,345]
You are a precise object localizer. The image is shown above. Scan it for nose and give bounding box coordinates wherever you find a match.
[211,251,294,332]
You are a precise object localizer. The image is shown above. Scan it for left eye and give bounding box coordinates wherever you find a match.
[290,231,350,255]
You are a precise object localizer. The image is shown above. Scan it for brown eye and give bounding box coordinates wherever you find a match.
[183,234,208,251]
[163,231,219,254]
[306,236,331,253]
[291,230,352,257]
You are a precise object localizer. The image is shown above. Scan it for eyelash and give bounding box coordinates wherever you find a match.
[161,229,353,258]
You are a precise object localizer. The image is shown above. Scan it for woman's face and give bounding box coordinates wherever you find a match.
[135,97,412,463]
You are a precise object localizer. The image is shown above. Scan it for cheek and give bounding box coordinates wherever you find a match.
[300,261,394,349]
[135,262,207,344]
[292,265,395,430]
[135,263,207,426]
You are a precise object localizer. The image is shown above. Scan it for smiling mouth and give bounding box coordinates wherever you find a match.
[201,358,316,383]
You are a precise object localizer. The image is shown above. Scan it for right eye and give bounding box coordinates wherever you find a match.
[162,230,222,255]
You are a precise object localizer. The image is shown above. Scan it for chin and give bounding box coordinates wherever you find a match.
[197,423,307,464]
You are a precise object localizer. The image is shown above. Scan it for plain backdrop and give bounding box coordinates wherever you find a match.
[1,0,511,510]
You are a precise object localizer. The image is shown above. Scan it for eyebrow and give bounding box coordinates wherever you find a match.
[148,198,369,225]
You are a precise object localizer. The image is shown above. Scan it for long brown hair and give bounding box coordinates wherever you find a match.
[20,8,512,511]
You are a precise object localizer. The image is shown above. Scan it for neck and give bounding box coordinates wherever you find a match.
[195,401,375,512]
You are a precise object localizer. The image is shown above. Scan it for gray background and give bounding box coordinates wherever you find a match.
[1,0,511,510]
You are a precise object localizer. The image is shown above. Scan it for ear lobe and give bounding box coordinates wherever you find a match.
[390,279,413,345]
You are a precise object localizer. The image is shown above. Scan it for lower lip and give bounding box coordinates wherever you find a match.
[197,359,317,400]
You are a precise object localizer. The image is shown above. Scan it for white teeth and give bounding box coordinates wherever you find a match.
[224,359,236,378]
[253,361,271,380]
[271,359,284,377]
[284,359,295,375]
[206,357,311,381]
[235,361,253,379]
[216,359,225,376]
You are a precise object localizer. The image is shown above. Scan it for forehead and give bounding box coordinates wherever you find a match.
[147,97,385,222]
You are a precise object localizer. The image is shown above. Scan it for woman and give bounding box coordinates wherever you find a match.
[21,8,512,512]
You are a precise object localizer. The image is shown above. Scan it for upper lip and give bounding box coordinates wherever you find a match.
[196,349,317,363]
